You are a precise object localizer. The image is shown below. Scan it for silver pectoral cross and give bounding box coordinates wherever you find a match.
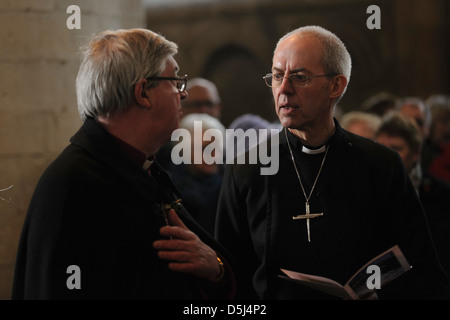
[292,202,323,242]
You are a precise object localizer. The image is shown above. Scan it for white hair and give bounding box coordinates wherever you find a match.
[76,28,178,121]
[180,113,225,134]
[177,113,226,153]
[276,25,352,100]
[340,111,382,132]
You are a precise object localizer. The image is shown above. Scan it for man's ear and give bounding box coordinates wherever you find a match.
[329,75,347,100]
[134,79,152,109]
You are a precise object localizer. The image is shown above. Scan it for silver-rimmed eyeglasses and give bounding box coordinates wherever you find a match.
[263,72,338,88]
[147,74,188,93]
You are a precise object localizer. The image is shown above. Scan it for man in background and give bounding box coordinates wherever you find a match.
[182,78,222,119]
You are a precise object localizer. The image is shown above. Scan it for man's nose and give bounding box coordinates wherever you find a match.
[278,76,294,94]
[180,90,188,100]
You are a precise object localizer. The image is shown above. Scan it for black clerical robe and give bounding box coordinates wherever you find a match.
[12,118,233,299]
[215,121,450,299]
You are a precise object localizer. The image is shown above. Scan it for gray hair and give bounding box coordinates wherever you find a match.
[275,26,352,100]
[341,111,382,133]
[76,28,178,121]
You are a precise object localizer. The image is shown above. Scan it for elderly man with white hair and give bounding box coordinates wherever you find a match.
[12,29,234,300]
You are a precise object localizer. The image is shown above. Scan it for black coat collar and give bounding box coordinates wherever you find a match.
[68,118,180,205]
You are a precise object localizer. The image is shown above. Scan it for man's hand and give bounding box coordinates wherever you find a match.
[153,209,220,281]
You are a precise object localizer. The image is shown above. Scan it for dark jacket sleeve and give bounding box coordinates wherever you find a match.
[12,149,195,299]
[215,163,261,299]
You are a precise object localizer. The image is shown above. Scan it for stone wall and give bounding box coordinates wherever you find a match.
[0,0,145,299]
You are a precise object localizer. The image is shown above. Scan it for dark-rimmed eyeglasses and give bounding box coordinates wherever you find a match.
[147,74,188,93]
[263,72,338,88]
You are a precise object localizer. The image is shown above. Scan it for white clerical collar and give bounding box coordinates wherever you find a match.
[302,145,327,154]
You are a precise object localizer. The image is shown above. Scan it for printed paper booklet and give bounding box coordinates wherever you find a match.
[279,245,411,300]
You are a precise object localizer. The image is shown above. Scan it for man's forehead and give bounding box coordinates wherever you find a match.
[272,35,322,71]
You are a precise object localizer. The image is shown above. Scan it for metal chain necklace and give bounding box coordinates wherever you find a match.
[285,128,329,242]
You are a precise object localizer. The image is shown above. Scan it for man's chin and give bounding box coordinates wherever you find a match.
[278,116,297,128]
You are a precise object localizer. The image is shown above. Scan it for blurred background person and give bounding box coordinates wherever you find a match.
[227,113,281,159]
[156,77,223,170]
[340,111,381,140]
[361,91,399,118]
[182,77,222,119]
[394,96,431,185]
[376,113,423,190]
[396,97,431,141]
[376,113,450,276]
[425,94,450,183]
[169,113,226,236]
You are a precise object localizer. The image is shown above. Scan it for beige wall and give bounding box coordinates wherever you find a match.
[0,0,145,299]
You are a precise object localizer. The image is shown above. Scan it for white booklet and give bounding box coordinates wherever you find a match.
[279,245,412,300]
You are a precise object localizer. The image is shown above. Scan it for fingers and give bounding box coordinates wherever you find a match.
[153,238,206,276]
[155,246,192,262]
[153,209,197,255]
[153,238,192,253]
[153,243,220,281]
[158,225,194,240]
[152,209,220,280]
[166,209,187,229]
[159,209,196,241]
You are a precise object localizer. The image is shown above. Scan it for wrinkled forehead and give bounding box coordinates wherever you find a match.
[272,34,324,73]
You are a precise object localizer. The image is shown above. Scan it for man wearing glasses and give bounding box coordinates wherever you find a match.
[13,29,234,299]
[215,25,449,299]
